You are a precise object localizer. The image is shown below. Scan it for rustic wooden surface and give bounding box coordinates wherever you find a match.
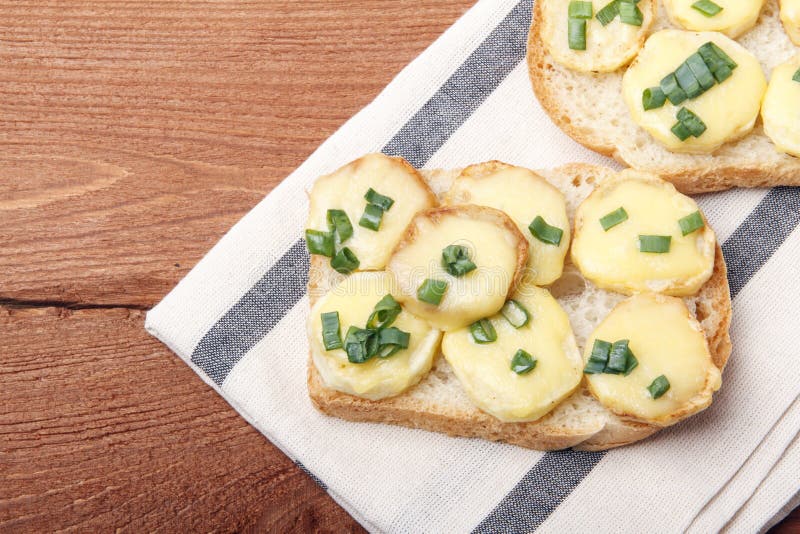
[0,1,797,532]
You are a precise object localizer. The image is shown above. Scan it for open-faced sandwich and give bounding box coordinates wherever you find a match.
[529,0,800,192]
[304,153,731,450]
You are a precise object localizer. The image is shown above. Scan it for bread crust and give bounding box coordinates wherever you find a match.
[527,1,800,193]
[307,163,732,450]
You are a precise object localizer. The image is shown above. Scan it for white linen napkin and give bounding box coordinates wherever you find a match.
[145,1,800,531]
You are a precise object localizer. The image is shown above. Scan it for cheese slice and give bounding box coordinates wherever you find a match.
[663,0,765,38]
[571,170,716,296]
[308,271,441,400]
[782,0,800,45]
[441,284,583,423]
[539,0,656,73]
[443,163,569,286]
[761,55,800,159]
[584,293,721,425]
[306,153,436,270]
[386,205,527,331]
[622,30,767,154]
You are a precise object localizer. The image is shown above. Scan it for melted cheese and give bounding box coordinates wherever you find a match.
[584,294,721,425]
[571,170,716,296]
[441,285,582,422]
[308,271,441,400]
[443,165,569,286]
[539,0,655,73]
[761,55,800,158]
[387,207,524,331]
[306,153,436,270]
[663,0,764,38]
[622,30,767,154]
[782,0,800,45]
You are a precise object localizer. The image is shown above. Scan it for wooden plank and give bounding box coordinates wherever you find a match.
[0,0,472,307]
[0,305,364,532]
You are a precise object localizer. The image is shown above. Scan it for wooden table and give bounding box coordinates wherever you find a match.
[1,2,797,531]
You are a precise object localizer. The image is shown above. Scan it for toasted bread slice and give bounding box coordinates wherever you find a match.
[527,0,800,193]
[307,163,732,450]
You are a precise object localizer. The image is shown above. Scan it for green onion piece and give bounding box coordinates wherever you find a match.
[606,340,631,374]
[510,349,537,375]
[584,339,612,374]
[441,244,477,277]
[470,318,497,344]
[671,121,692,141]
[596,0,620,25]
[327,209,353,243]
[639,235,672,253]
[305,229,334,257]
[376,327,410,358]
[344,326,378,364]
[568,18,587,50]
[678,210,705,236]
[321,311,342,350]
[358,203,384,231]
[712,63,733,83]
[366,294,401,329]
[686,52,715,91]
[660,73,688,106]
[501,300,530,329]
[647,375,671,399]
[697,42,736,82]
[569,0,593,18]
[705,42,737,69]
[675,62,702,99]
[364,188,394,211]
[623,348,639,376]
[691,0,723,16]
[618,0,643,25]
[677,107,708,137]
[600,207,629,231]
[642,87,667,110]
[793,67,800,83]
[331,247,360,273]
[529,215,564,246]
[417,278,448,305]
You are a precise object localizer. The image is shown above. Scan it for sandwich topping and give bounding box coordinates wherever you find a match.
[761,55,800,159]
[781,0,800,45]
[663,0,765,38]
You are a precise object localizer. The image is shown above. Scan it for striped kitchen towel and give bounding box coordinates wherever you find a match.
[145,1,800,532]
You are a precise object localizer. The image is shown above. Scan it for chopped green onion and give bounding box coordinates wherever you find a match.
[675,62,702,99]
[606,340,632,374]
[305,229,334,257]
[639,235,672,253]
[569,1,593,18]
[686,52,716,91]
[660,73,688,106]
[584,339,612,374]
[364,188,394,211]
[344,326,378,364]
[321,311,342,350]
[470,318,497,344]
[692,0,723,16]
[618,0,643,25]
[600,207,629,231]
[793,67,800,83]
[417,278,448,305]
[704,42,737,69]
[712,63,733,83]
[366,294,401,329]
[671,121,692,141]
[331,247,360,273]
[676,107,708,137]
[568,18,587,50]
[697,42,736,82]
[623,348,639,376]
[678,211,705,236]
[441,244,477,277]
[642,87,667,110]
[359,203,384,231]
[376,327,410,358]
[529,215,564,246]
[511,349,537,375]
[647,375,671,399]
[596,0,620,25]
[501,300,530,329]
[327,209,353,243]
